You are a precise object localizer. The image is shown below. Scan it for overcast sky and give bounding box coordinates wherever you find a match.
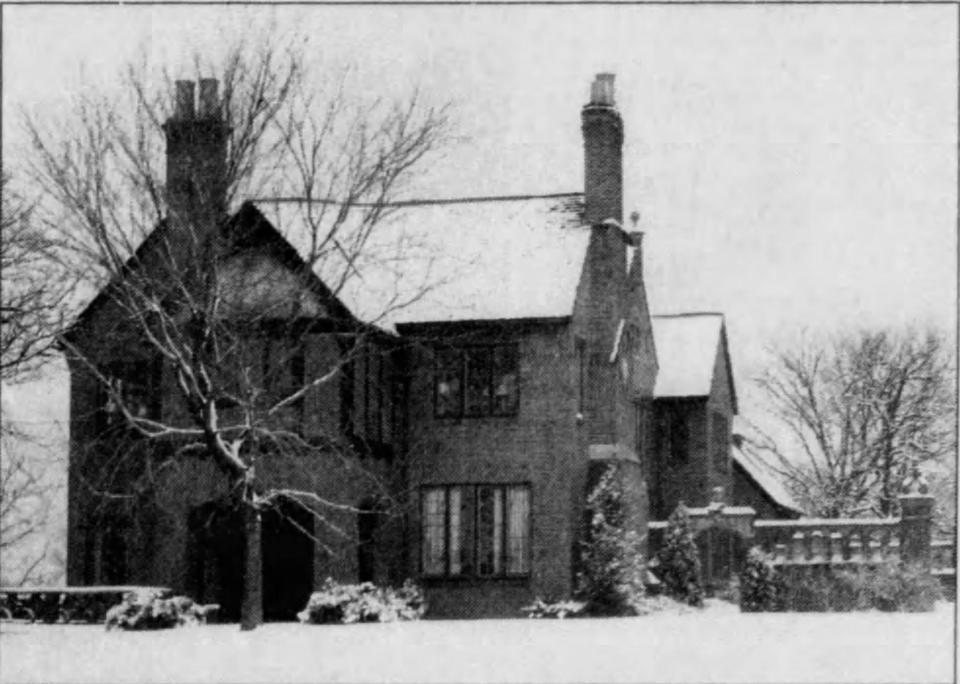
[3,3,957,426]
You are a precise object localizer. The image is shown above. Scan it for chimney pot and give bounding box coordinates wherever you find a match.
[175,80,196,120]
[198,78,219,119]
[590,73,616,106]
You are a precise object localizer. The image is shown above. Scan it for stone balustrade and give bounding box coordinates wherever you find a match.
[753,518,901,565]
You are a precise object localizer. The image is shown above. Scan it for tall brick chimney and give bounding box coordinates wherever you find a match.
[578,73,628,448]
[581,73,623,225]
[163,78,229,226]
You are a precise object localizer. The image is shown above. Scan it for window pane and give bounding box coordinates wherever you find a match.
[464,348,492,416]
[448,488,462,575]
[477,486,503,576]
[421,489,446,575]
[506,486,530,574]
[492,345,519,415]
[435,349,462,417]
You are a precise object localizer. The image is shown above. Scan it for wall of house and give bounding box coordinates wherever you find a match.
[66,315,406,615]
[402,322,585,616]
[706,334,735,501]
[651,398,710,519]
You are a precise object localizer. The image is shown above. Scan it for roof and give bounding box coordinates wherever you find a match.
[650,313,726,399]
[254,194,589,331]
[731,443,805,516]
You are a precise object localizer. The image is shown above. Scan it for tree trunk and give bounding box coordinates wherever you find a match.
[240,503,263,631]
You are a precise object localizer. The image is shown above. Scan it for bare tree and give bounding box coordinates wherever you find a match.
[743,327,956,518]
[22,33,451,628]
[1,174,75,383]
[0,175,72,586]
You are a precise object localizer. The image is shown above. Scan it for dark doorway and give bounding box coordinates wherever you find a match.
[187,500,245,622]
[262,498,315,621]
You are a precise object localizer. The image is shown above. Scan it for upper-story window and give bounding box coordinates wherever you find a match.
[712,412,729,472]
[434,344,519,418]
[96,359,162,435]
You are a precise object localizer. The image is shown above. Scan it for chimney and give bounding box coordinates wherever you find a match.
[198,78,219,119]
[163,78,229,224]
[581,73,623,225]
[175,80,196,120]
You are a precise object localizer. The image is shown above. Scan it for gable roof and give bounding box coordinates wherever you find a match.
[254,193,588,332]
[732,442,805,517]
[650,313,736,410]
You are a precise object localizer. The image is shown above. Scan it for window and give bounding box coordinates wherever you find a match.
[712,412,729,472]
[96,359,162,434]
[420,484,530,578]
[434,344,518,418]
[656,404,688,463]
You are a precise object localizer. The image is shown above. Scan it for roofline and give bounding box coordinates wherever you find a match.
[250,192,583,209]
[651,311,725,319]
[731,453,805,517]
[396,316,571,334]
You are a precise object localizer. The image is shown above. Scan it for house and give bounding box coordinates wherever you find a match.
[65,73,793,620]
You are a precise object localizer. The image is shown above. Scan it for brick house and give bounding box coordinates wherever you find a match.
[65,73,793,619]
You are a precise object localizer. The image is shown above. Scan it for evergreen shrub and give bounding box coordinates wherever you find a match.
[297,578,425,624]
[654,504,704,607]
[575,463,647,616]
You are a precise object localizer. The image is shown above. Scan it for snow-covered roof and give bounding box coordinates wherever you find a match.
[732,443,805,516]
[650,313,724,398]
[254,194,588,331]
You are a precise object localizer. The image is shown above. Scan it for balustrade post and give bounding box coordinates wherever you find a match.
[898,465,935,568]
[829,532,844,563]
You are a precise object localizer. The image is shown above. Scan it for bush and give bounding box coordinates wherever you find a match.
[655,504,704,607]
[575,464,647,615]
[739,551,942,613]
[297,578,426,624]
[521,598,586,619]
[739,547,783,612]
[105,591,216,630]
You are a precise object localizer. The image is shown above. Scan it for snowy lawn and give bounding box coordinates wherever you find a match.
[0,600,955,683]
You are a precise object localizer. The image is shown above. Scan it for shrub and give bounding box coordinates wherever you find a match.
[297,578,426,624]
[655,504,704,607]
[740,554,942,613]
[521,598,586,619]
[575,464,647,615]
[105,591,216,630]
[739,547,783,612]
[851,562,942,612]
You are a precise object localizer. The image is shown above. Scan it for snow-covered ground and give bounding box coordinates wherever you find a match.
[1,601,955,683]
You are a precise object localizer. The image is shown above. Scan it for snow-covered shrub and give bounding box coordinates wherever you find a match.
[105,591,215,630]
[739,547,784,612]
[654,504,704,607]
[575,464,647,616]
[521,598,586,619]
[297,578,425,624]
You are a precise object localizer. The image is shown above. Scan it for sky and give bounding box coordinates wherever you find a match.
[2,3,957,430]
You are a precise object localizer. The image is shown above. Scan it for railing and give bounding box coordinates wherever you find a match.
[754,518,901,565]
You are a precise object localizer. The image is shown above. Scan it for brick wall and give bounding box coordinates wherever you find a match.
[402,321,584,616]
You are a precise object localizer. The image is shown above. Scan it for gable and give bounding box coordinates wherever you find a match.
[650,313,724,399]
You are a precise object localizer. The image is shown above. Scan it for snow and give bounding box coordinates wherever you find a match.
[650,313,724,399]
[1,601,955,683]
[255,194,589,330]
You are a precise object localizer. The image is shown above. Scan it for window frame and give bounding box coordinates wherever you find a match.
[419,482,532,580]
[432,343,520,419]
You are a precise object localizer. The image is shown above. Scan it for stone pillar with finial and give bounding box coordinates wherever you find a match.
[898,459,935,568]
